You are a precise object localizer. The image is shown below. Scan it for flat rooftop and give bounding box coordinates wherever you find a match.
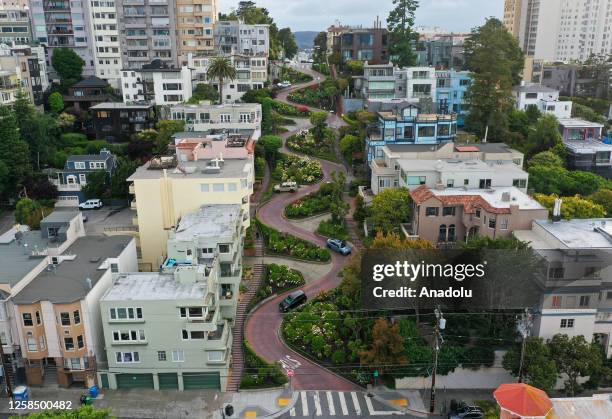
[516,219,612,249]
[513,84,558,93]
[558,118,604,129]
[455,142,521,154]
[12,235,133,304]
[432,187,544,210]
[171,102,261,111]
[101,272,207,301]
[175,204,241,242]
[40,210,79,224]
[90,102,153,110]
[563,138,612,154]
[397,159,525,175]
[0,229,54,287]
[127,157,252,180]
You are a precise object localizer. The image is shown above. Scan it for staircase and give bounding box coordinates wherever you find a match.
[227,229,266,392]
[345,217,364,251]
[42,363,58,387]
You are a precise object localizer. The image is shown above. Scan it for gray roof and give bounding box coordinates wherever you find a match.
[175,204,241,241]
[12,235,133,304]
[513,84,558,93]
[385,144,444,153]
[101,272,207,301]
[67,154,113,163]
[0,230,54,287]
[90,102,153,110]
[72,76,109,88]
[40,210,79,224]
[127,158,251,180]
[455,142,521,153]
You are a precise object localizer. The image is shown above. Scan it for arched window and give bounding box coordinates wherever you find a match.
[438,224,447,242]
[448,224,456,242]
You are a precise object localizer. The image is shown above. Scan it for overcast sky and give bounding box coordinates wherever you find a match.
[218,0,503,32]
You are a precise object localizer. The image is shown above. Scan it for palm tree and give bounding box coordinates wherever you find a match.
[206,57,237,104]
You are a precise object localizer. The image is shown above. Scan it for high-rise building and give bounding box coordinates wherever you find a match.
[176,0,217,65]
[116,0,179,69]
[28,0,95,77]
[0,9,32,45]
[504,0,612,62]
[88,0,123,88]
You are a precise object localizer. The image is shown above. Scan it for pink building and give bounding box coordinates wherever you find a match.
[175,135,255,162]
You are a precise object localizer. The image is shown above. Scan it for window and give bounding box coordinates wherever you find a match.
[172,349,185,362]
[438,225,447,242]
[513,179,527,188]
[488,217,496,229]
[448,224,456,242]
[463,179,469,186]
[407,176,426,185]
[73,310,80,325]
[446,179,454,187]
[116,351,140,363]
[425,207,439,217]
[158,351,167,361]
[479,179,492,189]
[560,319,574,328]
[189,331,205,339]
[525,92,538,99]
[552,295,562,308]
[219,244,230,253]
[500,219,508,230]
[27,332,37,351]
[111,263,119,273]
[475,209,481,219]
[442,206,456,216]
[548,267,564,279]
[207,351,224,362]
[220,114,231,123]
[213,183,225,192]
[112,329,145,342]
[35,311,41,325]
[39,335,45,350]
[77,335,84,349]
[579,295,590,307]
[418,126,435,137]
[180,307,203,318]
[22,313,33,327]
[64,337,74,351]
[228,183,237,192]
[607,291,612,300]
[110,307,142,320]
[74,162,86,169]
[200,183,210,192]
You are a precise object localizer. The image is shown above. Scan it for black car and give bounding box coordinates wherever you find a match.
[279,290,307,312]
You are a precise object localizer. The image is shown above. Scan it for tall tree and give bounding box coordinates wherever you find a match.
[359,318,408,375]
[0,105,31,199]
[51,48,85,87]
[527,114,563,156]
[502,337,558,392]
[464,18,524,139]
[231,1,281,60]
[278,28,298,59]
[48,92,64,114]
[206,57,237,104]
[370,187,412,234]
[548,334,603,396]
[387,0,420,67]
[313,32,327,64]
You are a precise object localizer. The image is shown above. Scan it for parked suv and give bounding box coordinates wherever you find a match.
[448,401,484,419]
[326,238,352,255]
[79,199,103,210]
[279,290,307,312]
[274,181,298,193]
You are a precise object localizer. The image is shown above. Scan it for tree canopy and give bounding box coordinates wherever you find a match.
[502,337,558,392]
[51,48,85,87]
[548,334,603,396]
[370,187,412,234]
[535,194,606,219]
[0,105,32,199]
[206,57,237,104]
[278,27,298,59]
[387,0,420,67]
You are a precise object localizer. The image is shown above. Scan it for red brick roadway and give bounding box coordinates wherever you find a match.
[245,66,361,391]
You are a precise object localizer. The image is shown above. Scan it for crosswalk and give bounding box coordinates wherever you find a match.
[285,391,402,417]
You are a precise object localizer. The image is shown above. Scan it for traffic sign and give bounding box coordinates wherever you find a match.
[287,369,294,377]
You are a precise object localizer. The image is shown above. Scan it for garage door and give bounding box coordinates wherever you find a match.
[116,373,154,389]
[99,373,109,389]
[182,372,220,390]
[158,373,179,390]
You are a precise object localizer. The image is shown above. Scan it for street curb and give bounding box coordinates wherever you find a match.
[282,209,331,223]
[261,390,299,418]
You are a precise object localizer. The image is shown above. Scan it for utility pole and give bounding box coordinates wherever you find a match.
[517,308,533,383]
[0,340,13,398]
[429,307,445,414]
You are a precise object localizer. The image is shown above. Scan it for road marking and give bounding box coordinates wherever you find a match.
[278,398,291,407]
[351,392,361,416]
[313,391,322,416]
[289,407,296,417]
[245,411,257,418]
[338,392,348,415]
[326,391,336,416]
[300,391,309,416]
[389,399,408,407]
[364,396,398,416]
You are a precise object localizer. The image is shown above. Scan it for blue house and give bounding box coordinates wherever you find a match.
[435,70,471,127]
[366,105,457,162]
[48,149,117,206]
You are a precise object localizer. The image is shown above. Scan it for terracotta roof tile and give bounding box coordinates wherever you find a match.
[410,186,512,214]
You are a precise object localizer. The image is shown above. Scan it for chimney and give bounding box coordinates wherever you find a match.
[552,198,562,222]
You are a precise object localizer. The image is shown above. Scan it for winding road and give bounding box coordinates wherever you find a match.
[245,64,361,391]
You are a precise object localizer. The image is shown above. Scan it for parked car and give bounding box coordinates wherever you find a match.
[79,199,103,210]
[277,81,292,88]
[448,402,484,419]
[274,181,298,193]
[279,290,307,312]
[326,238,352,255]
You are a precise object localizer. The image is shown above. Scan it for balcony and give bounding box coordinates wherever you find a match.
[49,179,82,191]
[128,183,135,194]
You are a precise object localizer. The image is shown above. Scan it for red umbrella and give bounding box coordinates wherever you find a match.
[494,383,553,418]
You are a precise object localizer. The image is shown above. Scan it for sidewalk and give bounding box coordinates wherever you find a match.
[212,388,297,419]
[371,387,431,417]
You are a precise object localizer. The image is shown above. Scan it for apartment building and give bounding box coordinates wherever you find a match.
[214,20,269,57]
[328,22,389,63]
[120,62,193,105]
[127,136,254,269]
[558,117,612,178]
[0,9,31,45]
[88,0,122,88]
[12,234,137,387]
[368,142,525,197]
[46,149,118,206]
[512,83,572,119]
[0,211,85,362]
[514,218,612,357]
[0,55,26,105]
[366,105,457,162]
[5,45,48,105]
[176,0,217,64]
[505,0,612,62]
[435,70,471,126]
[414,33,468,70]
[116,0,178,69]
[98,203,241,391]
[170,102,261,137]
[408,185,548,245]
[91,102,157,142]
[63,76,113,114]
[29,0,95,77]
[188,54,267,103]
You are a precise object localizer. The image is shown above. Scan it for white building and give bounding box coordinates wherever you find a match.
[358,63,437,103]
[88,0,122,88]
[513,83,572,119]
[188,54,267,103]
[214,20,269,57]
[514,218,612,358]
[170,102,262,138]
[507,0,612,62]
[121,64,194,106]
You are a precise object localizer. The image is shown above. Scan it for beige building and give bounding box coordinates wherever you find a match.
[408,185,548,245]
[128,140,254,270]
[177,0,217,65]
[503,0,524,39]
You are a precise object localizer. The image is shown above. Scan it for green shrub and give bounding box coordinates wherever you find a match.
[61,132,87,146]
[240,341,288,389]
[258,220,331,262]
[273,154,323,184]
[316,220,349,240]
[285,188,333,219]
